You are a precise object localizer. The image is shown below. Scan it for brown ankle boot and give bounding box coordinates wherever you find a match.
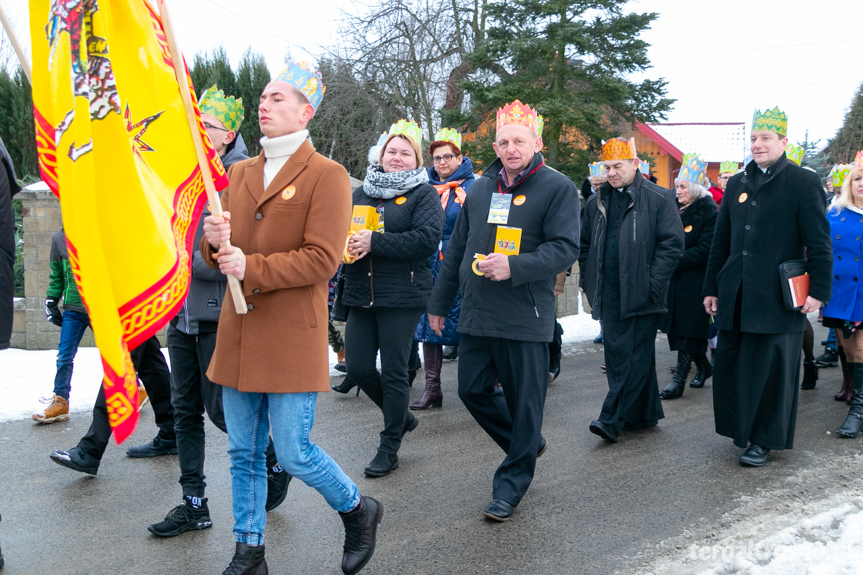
[836,347,854,403]
[410,343,443,410]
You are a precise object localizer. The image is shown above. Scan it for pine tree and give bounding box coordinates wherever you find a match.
[829,81,863,164]
[234,49,271,158]
[0,66,37,178]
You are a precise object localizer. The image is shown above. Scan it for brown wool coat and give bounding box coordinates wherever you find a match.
[200,140,351,393]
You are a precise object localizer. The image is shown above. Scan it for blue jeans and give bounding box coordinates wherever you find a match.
[222,387,360,545]
[53,310,90,399]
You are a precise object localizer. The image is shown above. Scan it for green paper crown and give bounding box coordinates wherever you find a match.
[389,119,423,147]
[752,106,787,137]
[719,160,739,174]
[198,85,244,133]
[832,164,852,188]
[537,115,544,138]
[785,144,804,166]
[434,127,462,150]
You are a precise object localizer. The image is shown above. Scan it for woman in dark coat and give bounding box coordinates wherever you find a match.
[659,168,718,399]
[342,120,444,477]
[411,128,475,410]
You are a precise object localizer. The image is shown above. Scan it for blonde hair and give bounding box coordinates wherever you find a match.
[379,134,423,168]
[830,167,863,214]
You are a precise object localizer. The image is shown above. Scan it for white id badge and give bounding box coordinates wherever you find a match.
[488,193,512,224]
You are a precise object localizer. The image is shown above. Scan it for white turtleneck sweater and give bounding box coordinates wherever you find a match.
[260,130,309,188]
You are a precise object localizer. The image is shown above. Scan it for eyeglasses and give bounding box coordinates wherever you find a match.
[203,122,228,132]
[432,154,458,163]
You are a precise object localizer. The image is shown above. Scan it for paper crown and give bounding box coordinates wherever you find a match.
[639,160,650,175]
[434,128,462,150]
[719,160,739,174]
[275,62,326,114]
[855,150,863,171]
[496,100,541,135]
[752,106,787,137]
[198,85,244,133]
[832,164,852,188]
[388,119,423,147]
[601,137,637,161]
[376,132,389,147]
[785,144,804,166]
[677,155,708,187]
[537,115,544,138]
[588,162,606,178]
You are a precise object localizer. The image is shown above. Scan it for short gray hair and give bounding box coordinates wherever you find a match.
[674,179,708,200]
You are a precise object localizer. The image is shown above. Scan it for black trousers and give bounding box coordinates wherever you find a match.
[345,306,424,454]
[713,328,803,450]
[457,334,548,507]
[77,335,175,459]
[599,313,664,434]
[167,325,277,497]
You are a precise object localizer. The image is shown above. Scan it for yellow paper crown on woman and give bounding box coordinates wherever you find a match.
[601,137,637,161]
[719,160,739,174]
[497,100,541,135]
[275,62,326,114]
[785,144,804,166]
[588,162,606,177]
[389,120,423,147]
[832,164,852,188]
[434,128,462,150]
[752,106,787,137]
[678,155,708,186]
[198,85,244,132]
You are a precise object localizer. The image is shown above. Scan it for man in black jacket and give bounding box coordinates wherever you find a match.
[703,107,832,467]
[579,137,684,443]
[0,136,20,351]
[148,87,291,538]
[428,101,579,521]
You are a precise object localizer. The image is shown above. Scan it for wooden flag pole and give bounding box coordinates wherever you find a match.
[157,0,247,315]
[0,4,32,85]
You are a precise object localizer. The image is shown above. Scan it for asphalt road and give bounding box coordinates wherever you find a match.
[1,322,860,575]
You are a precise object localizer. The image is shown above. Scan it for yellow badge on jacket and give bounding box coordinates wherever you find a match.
[395,197,407,205]
[281,185,296,200]
[513,194,526,206]
[738,192,748,203]
[684,225,693,233]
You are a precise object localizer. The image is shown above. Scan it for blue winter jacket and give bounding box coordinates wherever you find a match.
[823,206,863,322]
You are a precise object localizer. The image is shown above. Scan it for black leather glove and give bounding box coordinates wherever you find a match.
[45,297,63,327]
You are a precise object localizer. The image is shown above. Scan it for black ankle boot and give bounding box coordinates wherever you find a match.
[837,363,863,438]
[689,353,713,388]
[223,542,268,575]
[801,360,819,390]
[660,352,692,399]
[340,496,383,574]
[332,377,360,396]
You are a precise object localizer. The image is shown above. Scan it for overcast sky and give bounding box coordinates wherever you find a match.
[4,0,862,148]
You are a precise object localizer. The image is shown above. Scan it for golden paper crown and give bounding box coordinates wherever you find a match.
[601,137,637,161]
[496,100,541,135]
[588,162,606,177]
[434,127,462,150]
[275,62,326,114]
[388,120,423,147]
[677,155,708,187]
[719,160,739,174]
[855,150,863,171]
[752,106,787,137]
[198,85,244,132]
[785,144,804,166]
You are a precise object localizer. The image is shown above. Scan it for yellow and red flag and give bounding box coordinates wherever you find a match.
[30,0,228,443]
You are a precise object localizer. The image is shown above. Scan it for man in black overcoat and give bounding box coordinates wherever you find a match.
[579,137,684,443]
[703,107,832,467]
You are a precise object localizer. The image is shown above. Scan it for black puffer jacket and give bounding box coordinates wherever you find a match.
[341,182,444,308]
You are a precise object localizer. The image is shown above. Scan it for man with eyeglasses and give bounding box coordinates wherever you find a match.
[146,86,292,538]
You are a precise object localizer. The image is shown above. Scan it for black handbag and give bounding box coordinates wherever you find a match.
[332,272,348,322]
[779,259,809,311]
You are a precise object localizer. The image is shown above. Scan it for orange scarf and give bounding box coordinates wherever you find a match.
[434,180,467,211]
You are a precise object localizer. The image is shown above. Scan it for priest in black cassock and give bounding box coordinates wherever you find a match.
[703,107,832,467]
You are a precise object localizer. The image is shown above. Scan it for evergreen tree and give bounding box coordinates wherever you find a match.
[460,0,673,181]
[234,48,271,158]
[798,129,830,180]
[829,81,863,164]
[0,67,37,178]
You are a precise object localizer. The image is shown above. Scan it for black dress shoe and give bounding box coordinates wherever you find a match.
[588,420,618,443]
[739,444,770,467]
[126,436,178,458]
[537,437,548,458]
[364,450,398,478]
[332,377,359,396]
[401,413,418,438]
[659,381,685,399]
[50,447,100,475]
[483,499,515,522]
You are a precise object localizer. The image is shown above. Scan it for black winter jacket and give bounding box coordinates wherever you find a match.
[579,174,684,320]
[427,154,580,343]
[171,135,249,334]
[703,155,832,334]
[659,195,717,339]
[341,181,443,308]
